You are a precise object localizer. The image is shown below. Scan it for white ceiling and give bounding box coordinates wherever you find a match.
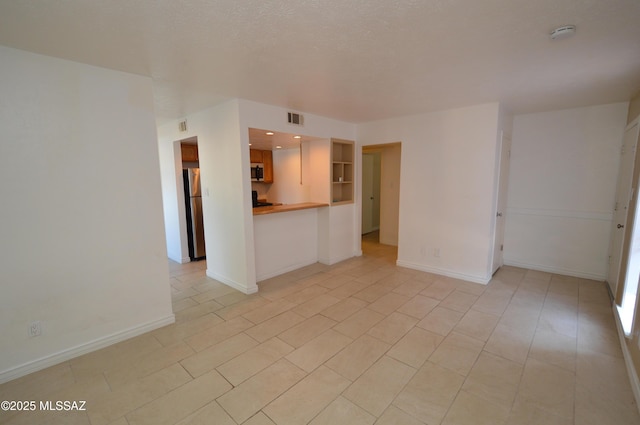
[1,0,639,124]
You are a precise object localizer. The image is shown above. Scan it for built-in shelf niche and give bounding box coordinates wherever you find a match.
[331,138,354,205]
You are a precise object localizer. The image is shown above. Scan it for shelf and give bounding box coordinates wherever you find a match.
[330,138,354,205]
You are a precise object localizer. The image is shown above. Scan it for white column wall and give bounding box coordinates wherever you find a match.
[504,103,629,279]
[0,47,173,382]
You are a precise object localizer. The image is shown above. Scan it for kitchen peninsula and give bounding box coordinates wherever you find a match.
[249,131,355,282]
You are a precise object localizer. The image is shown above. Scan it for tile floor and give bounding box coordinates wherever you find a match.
[2,234,640,424]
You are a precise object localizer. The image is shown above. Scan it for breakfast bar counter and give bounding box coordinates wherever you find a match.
[252,202,329,216]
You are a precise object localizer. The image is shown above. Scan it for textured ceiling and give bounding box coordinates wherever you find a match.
[1,0,639,124]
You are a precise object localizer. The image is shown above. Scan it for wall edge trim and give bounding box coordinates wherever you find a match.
[206,269,259,294]
[0,314,175,385]
[395,260,490,284]
[503,258,605,281]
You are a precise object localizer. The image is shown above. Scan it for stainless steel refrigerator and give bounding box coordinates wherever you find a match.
[183,168,206,261]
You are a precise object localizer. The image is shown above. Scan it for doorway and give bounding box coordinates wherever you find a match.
[614,118,640,336]
[361,143,401,259]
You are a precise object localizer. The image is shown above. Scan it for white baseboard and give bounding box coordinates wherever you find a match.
[395,260,490,284]
[207,269,259,294]
[612,304,640,415]
[503,258,605,281]
[0,314,175,385]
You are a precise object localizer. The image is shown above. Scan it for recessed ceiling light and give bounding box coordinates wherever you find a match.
[294,135,301,139]
[266,132,274,135]
[550,25,576,40]
[276,145,282,149]
[249,143,252,146]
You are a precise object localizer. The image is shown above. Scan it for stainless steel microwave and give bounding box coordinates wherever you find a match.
[250,163,264,181]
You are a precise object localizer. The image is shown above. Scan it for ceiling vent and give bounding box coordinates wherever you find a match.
[287,112,303,126]
[178,120,188,132]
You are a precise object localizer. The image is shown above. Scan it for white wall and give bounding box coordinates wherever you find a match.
[357,103,503,283]
[504,103,629,279]
[0,47,174,382]
[158,100,258,294]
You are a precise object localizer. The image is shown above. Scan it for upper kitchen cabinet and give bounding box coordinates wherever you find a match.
[250,149,274,183]
[181,143,198,162]
[250,149,263,163]
[331,138,354,205]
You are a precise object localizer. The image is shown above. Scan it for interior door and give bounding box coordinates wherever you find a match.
[609,120,639,295]
[362,153,375,234]
[492,135,511,274]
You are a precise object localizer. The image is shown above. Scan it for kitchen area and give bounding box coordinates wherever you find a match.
[246,127,356,281]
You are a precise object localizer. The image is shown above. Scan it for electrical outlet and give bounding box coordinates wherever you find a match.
[29,321,41,337]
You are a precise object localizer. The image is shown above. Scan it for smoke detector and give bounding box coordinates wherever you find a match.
[550,25,576,40]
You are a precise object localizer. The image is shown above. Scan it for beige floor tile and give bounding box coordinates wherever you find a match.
[506,400,572,425]
[172,297,199,313]
[309,396,376,425]
[574,382,640,425]
[367,292,411,315]
[462,351,523,408]
[174,299,225,323]
[326,334,391,381]
[333,308,386,339]
[216,337,294,386]
[0,362,75,402]
[152,314,224,346]
[454,280,487,296]
[442,390,510,425]
[292,293,342,318]
[393,361,465,424]
[453,309,500,342]
[185,316,254,352]
[319,297,368,321]
[397,294,440,319]
[70,334,162,380]
[484,322,534,365]
[174,401,235,425]
[125,369,231,425]
[471,291,512,316]
[376,405,425,425]
[577,318,623,358]
[214,291,257,307]
[104,341,194,389]
[367,312,418,344]
[216,359,306,424]
[516,357,575,419]
[387,327,443,368]
[285,329,353,372]
[392,279,430,297]
[327,280,372,299]
[278,314,337,348]
[316,273,357,290]
[536,304,578,338]
[244,412,277,425]
[215,297,272,320]
[420,280,456,300]
[416,306,464,336]
[242,299,297,324]
[353,281,395,303]
[181,333,258,377]
[439,290,479,313]
[528,328,576,372]
[264,366,350,425]
[88,363,192,425]
[244,310,306,343]
[429,331,484,376]
[343,356,416,417]
[284,285,329,304]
